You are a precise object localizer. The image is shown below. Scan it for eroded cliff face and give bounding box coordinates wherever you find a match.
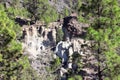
[21,16,97,80]
[21,15,88,59]
[21,21,61,79]
[22,23,57,58]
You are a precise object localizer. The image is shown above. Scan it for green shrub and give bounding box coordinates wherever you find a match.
[68,75,82,80]
[24,0,59,24]
[0,4,32,80]
[56,28,64,43]
[50,57,61,71]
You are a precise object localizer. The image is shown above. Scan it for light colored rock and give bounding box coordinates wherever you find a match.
[68,47,73,56]
[60,67,68,77]
[55,41,73,63]
[52,29,56,43]
[21,22,59,79]
[68,62,72,69]
[72,39,81,53]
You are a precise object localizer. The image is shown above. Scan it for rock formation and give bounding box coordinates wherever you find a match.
[21,22,60,79]
[62,14,89,41]
[21,15,98,80]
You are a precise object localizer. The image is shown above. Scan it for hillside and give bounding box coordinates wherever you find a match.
[0,0,120,80]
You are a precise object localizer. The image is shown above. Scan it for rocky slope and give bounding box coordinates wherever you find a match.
[20,14,98,80]
[21,21,60,79]
[1,0,120,80]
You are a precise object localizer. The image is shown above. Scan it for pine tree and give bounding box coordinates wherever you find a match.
[82,0,120,79]
[24,0,58,24]
[0,4,31,80]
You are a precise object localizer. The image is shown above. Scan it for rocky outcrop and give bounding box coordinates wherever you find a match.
[55,41,73,63]
[21,22,61,79]
[22,22,58,55]
[15,16,35,26]
[62,15,89,41]
[54,37,96,80]
[21,15,98,80]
